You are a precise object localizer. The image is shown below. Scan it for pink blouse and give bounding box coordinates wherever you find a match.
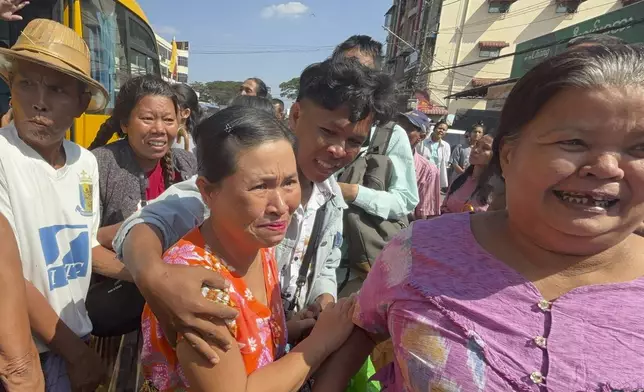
[354,214,644,391]
[442,175,488,213]
[413,152,441,217]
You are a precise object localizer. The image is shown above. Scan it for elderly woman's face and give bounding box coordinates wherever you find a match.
[500,86,644,255]
[203,139,301,248]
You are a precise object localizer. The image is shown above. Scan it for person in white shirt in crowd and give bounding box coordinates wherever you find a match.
[0,2,45,392]
[331,35,419,296]
[332,36,419,220]
[449,122,484,184]
[417,120,451,191]
[0,19,108,391]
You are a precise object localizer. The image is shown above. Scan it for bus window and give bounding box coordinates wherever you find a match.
[128,17,159,77]
[131,50,157,76]
[81,0,128,112]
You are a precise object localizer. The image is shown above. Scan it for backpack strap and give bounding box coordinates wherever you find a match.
[367,122,395,156]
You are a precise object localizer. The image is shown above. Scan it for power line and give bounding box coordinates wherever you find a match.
[386,26,509,83]
[191,44,336,49]
[394,58,454,106]
[387,34,475,85]
[191,48,332,55]
[418,17,644,77]
[437,0,557,32]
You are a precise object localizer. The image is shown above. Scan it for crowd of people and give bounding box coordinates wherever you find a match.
[1,1,644,392]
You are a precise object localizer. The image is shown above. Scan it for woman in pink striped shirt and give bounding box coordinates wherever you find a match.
[397,110,441,220]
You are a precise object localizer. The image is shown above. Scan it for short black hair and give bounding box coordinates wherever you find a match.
[566,34,626,48]
[272,98,284,108]
[195,106,295,184]
[332,35,383,61]
[230,95,275,115]
[246,77,269,98]
[297,57,395,125]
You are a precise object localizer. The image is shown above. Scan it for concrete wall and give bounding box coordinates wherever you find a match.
[428,0,626,113]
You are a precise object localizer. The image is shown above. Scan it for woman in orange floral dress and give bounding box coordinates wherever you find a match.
[140,106,356,392]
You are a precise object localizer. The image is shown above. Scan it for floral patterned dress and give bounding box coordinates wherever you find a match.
[140,228,288,392]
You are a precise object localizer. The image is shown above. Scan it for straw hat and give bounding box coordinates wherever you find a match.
[0,19,108,113]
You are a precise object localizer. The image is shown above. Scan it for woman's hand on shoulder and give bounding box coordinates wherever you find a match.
[140,262,238,364]
[307,296,356,355]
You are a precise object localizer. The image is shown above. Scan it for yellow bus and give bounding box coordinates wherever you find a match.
[0,0,161,148]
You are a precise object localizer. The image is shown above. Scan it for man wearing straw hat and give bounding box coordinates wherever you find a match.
[0,18,108,391]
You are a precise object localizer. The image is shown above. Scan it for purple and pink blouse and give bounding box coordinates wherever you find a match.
[354,213,644,391]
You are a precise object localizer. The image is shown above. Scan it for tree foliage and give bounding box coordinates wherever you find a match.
[189,81,242,105]
[279,77,300,100]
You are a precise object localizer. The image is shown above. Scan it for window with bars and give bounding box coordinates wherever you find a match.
[479,48,502,58]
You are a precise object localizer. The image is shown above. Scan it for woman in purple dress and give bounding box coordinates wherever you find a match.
[314,43,644,391]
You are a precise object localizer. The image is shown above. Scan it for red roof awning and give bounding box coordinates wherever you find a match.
[415,91,448,116]
[478,41,510,49]
[419,105,448,116]
[471,78,502,87]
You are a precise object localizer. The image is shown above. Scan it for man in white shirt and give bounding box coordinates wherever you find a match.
[0,19,108,391]
[0,3,46,392]
[417,120,451,190]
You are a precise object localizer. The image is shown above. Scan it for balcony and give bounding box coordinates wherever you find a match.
[478,41,510,58]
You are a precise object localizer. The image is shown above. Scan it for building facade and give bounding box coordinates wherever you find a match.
[384,0,447,118]
[384,0,640,116]
[155,33,189,83]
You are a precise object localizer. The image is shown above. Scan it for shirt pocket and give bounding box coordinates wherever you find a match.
[312,231,337,277]
[332,231,343,249]
[276,238,297,271]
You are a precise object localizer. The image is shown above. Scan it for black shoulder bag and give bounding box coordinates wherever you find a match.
[282,202,328,319]
[85,173,149,337]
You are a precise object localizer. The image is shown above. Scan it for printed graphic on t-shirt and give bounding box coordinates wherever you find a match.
[75,170,94,217]
[38,224,90,290]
